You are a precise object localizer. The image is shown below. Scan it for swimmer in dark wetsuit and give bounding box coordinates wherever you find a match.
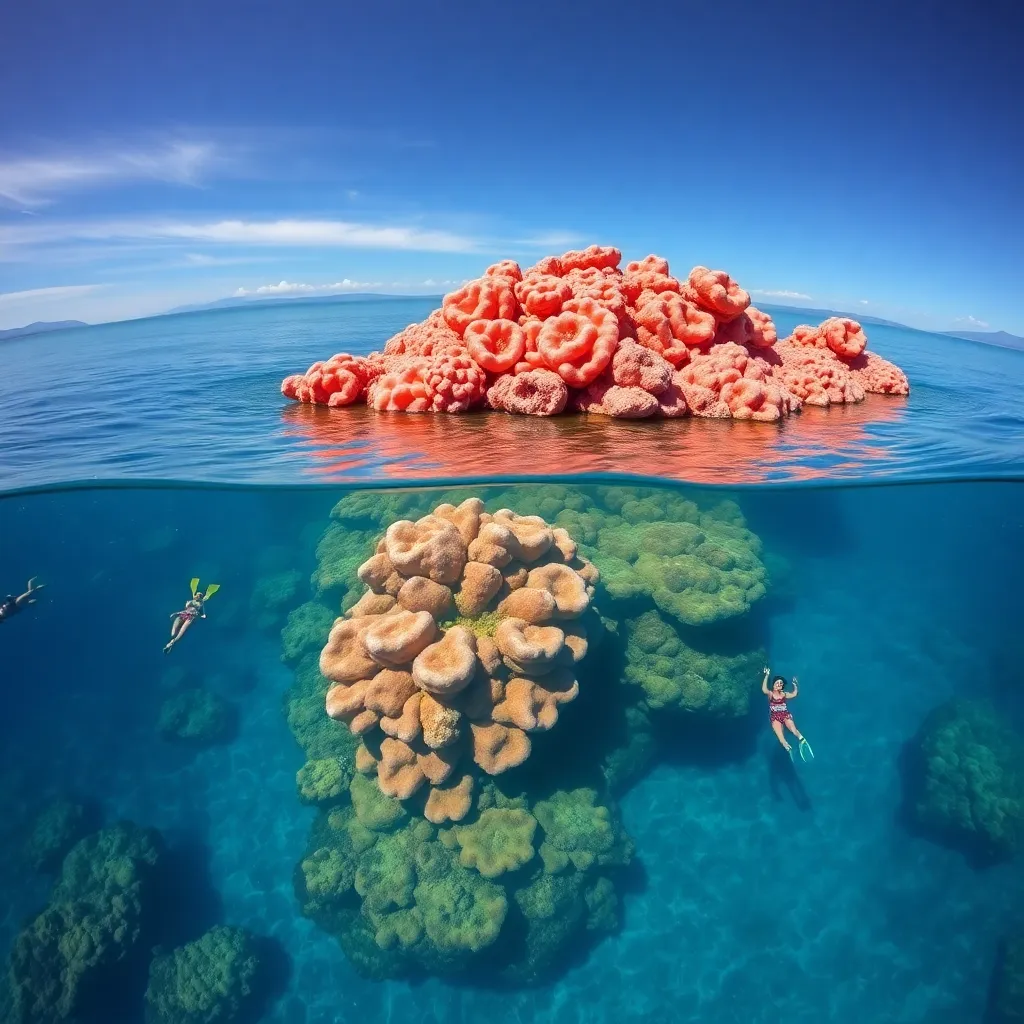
[762,666,813,761]
[0,578,44,623]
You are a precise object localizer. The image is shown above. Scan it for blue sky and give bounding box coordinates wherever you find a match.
[1,0,1022,333]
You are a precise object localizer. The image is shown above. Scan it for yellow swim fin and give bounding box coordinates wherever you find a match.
[190,577,200,597]
[203,583,221,600]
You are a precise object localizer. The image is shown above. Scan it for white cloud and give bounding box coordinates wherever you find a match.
[512,231,585,249]
[0,283,102,306]
[0,217,478,253]
[751,288,813,301]
[233,279,383,297]
[859,299,870,305]
[0,141,219,208]
[954,315,990,328]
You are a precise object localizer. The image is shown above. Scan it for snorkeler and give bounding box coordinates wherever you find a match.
[164,578,220,653]
[0,578,44,623]
[763,666,813,761]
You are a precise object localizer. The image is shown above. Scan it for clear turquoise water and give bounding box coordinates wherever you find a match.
[1,302,1022,1024]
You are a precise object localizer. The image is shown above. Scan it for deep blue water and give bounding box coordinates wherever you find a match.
[1,302,1023,1024]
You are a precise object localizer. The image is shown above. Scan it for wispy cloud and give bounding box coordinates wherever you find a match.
[0,217,479,253]
[954,314,990,329]
[859,299,870,305]
[512,231,586,249]
[0,140,220,208]
[234,279,383,297]
[752,288,813,301]
[0,283,103,305]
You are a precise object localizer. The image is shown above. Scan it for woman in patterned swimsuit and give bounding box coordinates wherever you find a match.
[762,667,813,761]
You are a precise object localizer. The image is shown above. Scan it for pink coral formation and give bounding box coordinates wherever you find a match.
[281,245,909,420]
[319,498,599,822]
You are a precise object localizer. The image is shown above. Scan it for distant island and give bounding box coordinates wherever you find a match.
[0,320,87,341]
[940,329,1024,351]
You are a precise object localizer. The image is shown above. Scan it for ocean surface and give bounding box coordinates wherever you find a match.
[0,299,1022,1024]
[0,297,1022,488]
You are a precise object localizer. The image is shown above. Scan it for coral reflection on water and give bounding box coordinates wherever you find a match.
[281,397,907,484]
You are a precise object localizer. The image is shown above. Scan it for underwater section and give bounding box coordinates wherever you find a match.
[0,478,1021,1023]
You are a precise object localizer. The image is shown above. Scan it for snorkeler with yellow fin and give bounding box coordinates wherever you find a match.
[164,578,220,653]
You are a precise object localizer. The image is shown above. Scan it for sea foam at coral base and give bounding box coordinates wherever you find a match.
[1,476,1022,1024]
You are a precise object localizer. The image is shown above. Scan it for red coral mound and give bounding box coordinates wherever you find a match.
[442,279,518,336]
[714,307,777,349]
[772,343,864,406]
[487,369,568,416]
[280,244,908,419]
[464,318,526,373]
[846,350,910,395]
[515,273,572,318]
[425,350,488,412]
[485,260,523,284]
[559,245,622,273]
[684,266,751,322]
[576,376,660,418]
[625,254,669,276]
[367,361,434,412]
[634,293,715,362]
[819,316,867,359]
[611,340,672,394]
[537,298,620,388]
[280,353,373,407]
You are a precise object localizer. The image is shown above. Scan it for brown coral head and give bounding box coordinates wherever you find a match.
[320,617,379,683]
[470,721,532,775]
[377,737,427,799]
[454,561,503,616]
[357,552,402,595]
[363,609,437,667]
[496,586,556,624]
[495,617,566,675]
[418,692,464,749]
[385,515,467,584]
[491,509,554,562]
[432,497,484,546]
[525,562,590,616]
[397,575,453,618]
[467,521,514,567]
[413,625,478,696]
[424,774,474,824]
[378,691,423,743]
[362,668,418,718]
[492,670,579,732]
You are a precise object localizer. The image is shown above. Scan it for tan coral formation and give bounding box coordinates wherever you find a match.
[320,498,598,823]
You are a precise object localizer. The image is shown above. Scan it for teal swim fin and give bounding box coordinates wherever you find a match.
[799,737,814,762]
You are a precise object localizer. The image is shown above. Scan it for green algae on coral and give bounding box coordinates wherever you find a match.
[23,798,92,873]
[455,808,537,878]
[413,862,507,954]
[285,652,359,762]
[534,789,630,873]
[296,757,351,806]
[158,688,234,746]
[250,569,304,632]
[311,523,378,596]
[624,609,765,716]
[349,772,408,832]
[437,610,503,639]
[144,925,261,1024]
[280,601,335,664]
[9,823,164,1023]
[906,698,1024,863]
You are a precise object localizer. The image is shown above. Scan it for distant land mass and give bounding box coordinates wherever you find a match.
[940,329,1024,351]
[760,303,910,329]
[164,292,441,316]
[0,319,87,341]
